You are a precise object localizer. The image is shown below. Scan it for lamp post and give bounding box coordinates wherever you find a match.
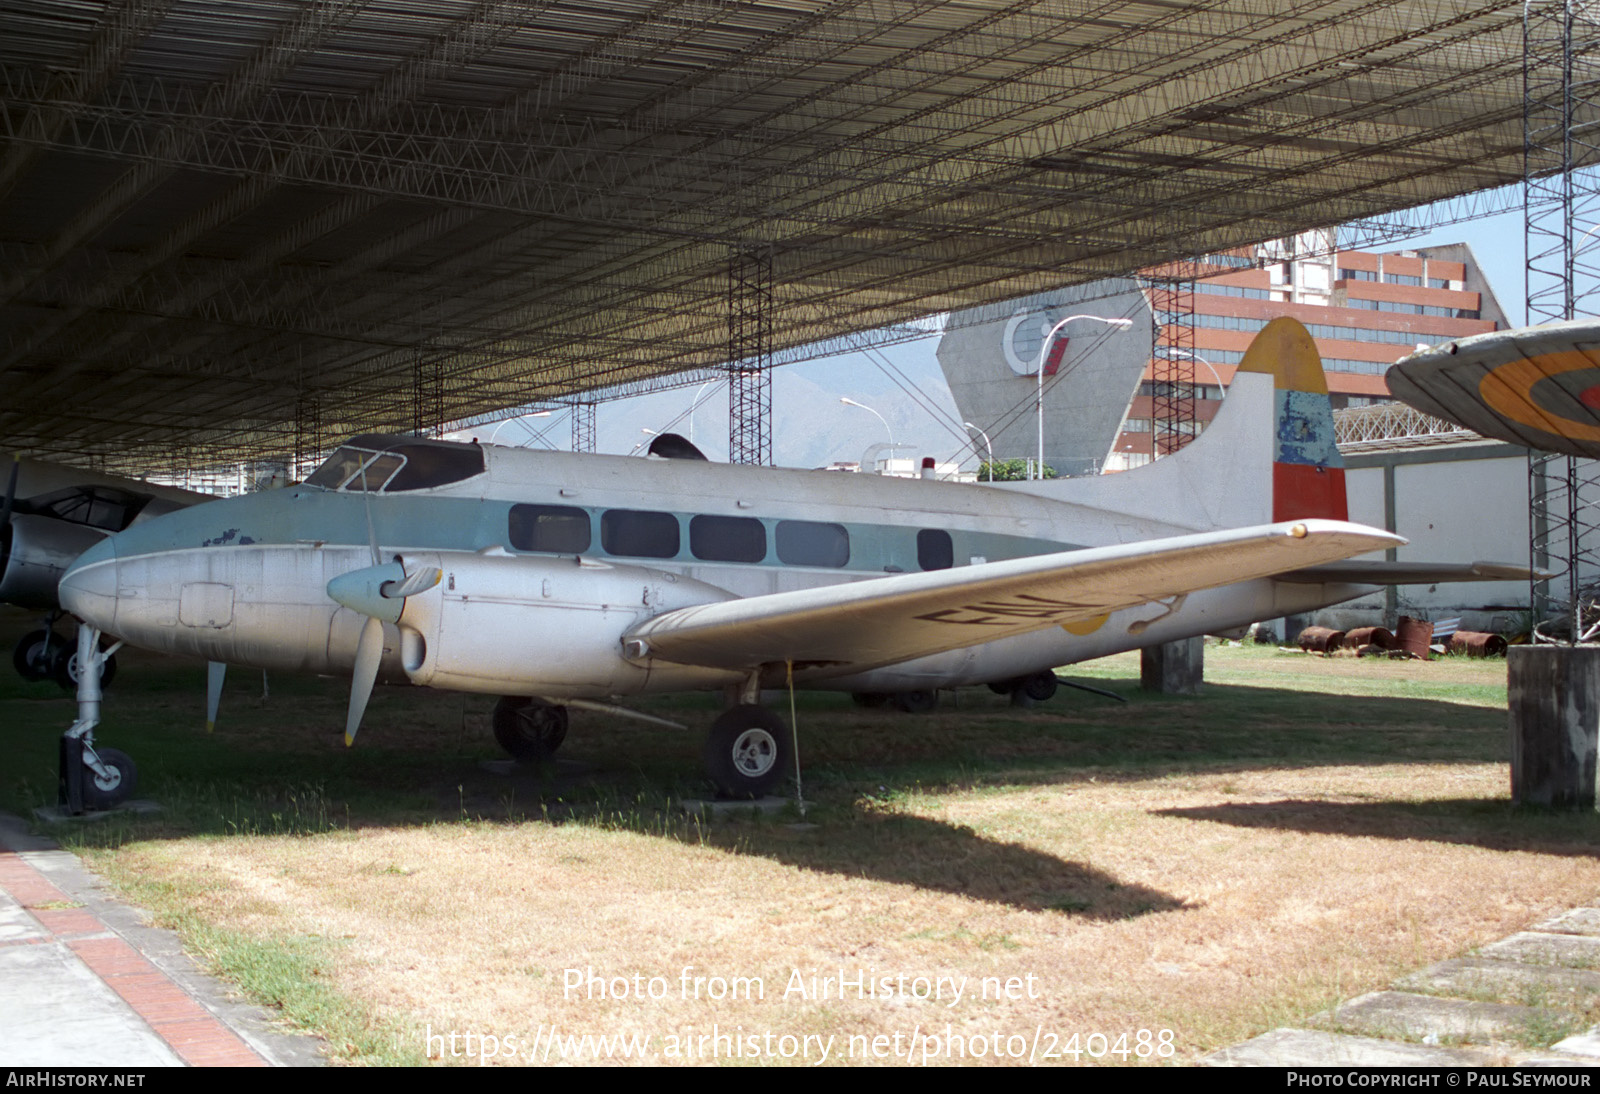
[1035,315,1134,480]
[963,421,993,479]
[1167,349,1227,402]
[841,397,894,471]
[486,409,552,446]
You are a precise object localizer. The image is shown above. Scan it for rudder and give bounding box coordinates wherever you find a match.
[1235,317,1348,522]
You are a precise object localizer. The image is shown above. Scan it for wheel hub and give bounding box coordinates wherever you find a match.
[730,728,777,776]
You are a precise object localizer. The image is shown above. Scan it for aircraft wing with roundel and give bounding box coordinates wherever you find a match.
[625,519,1402,672]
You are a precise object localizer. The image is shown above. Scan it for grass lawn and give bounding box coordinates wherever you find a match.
[5,611,1597,1066]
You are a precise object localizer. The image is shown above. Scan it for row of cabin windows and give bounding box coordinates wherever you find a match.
[507,504,954,571]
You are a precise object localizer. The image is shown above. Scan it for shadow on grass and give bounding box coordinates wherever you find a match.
[0,630,1512,915]
[1154,798,1600,857]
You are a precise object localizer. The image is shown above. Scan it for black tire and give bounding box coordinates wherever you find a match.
[52,644,117,691]
[893,689,938,714]
[1021,671,1058,702]
[81,747,137,811]
[850,692,890,708]
[704,704,792,799]
[491,697,569,762]
[13,629,56,682]
[986,680,1016,696]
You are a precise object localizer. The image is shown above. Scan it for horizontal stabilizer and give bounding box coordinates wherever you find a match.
[626,520,1402,673]
[1276,559,1535,585]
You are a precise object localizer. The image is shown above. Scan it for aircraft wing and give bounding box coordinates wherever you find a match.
[1276,560,1534,584]
[625,519,1402,672]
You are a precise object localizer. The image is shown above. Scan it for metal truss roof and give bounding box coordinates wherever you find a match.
[0,0,1561,471]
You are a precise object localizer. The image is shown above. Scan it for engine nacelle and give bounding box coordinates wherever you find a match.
[0,515,108,610]
[393,550,739,698]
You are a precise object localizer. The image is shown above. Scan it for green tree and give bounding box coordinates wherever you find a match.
[978,459,1056,482]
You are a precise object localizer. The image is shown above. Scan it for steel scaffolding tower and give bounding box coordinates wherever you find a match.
[727,246,773,467]
[1148,262,1198,458]
[1524,0,1600,641]
[571,402,596,454]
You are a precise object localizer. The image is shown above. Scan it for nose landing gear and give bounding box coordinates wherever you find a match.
[58,624,137,814]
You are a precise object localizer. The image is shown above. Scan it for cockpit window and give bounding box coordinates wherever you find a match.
[305,438,485,493]
[381,444,485,492]
[305,447,378,489]
[23,486,149,531]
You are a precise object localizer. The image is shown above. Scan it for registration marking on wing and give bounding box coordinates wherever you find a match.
[914,593,1110,627]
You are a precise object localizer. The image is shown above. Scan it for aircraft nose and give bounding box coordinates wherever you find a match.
[58,550,120,630]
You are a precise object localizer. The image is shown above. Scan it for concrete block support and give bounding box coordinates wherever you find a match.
[1141,637,1204,695]
[1508,646,1600,809]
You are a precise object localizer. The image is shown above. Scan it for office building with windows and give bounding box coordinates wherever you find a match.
[1106,239,1512,470]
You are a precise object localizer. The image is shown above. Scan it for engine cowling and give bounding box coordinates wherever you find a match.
[390,550,739,698]
[0,515,107,610]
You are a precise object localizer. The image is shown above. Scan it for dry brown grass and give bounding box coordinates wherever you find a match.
[87,640,1600,1068]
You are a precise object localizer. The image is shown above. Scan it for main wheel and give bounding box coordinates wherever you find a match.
[704,705,792,799]
[81,747,138,811]
[13,630,56,682]
[893,689,938,714]
[52,644,117,691]
[492,697,569,762]
[1021,671,1058,702]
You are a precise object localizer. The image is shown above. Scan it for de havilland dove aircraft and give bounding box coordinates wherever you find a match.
[54,318,1518,805]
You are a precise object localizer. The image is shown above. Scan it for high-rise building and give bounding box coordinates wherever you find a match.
[1107,236,1512,470]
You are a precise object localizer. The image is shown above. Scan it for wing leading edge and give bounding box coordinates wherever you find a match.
[625,519,1403,673]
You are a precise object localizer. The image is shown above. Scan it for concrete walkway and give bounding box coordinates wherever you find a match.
[0,814,323,1068]
[1208,904,1600,1067]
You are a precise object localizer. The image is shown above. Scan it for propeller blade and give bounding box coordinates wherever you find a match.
[345,615,384,747]
[382,565,441,599]
[206,661,226,732]
[1,454,18,530]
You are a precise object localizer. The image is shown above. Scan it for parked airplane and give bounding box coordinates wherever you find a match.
[55,318,1513,805]
[2,455,211,686]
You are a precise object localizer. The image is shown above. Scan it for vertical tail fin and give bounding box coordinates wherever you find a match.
[1235,317,1348,522]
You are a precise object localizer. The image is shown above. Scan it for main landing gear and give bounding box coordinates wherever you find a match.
[489,690,797,800]
[987,670,1058,705]
[703,704,793,799]
[491,697,570,763]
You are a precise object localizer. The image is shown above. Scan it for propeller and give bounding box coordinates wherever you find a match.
[326,553,441,746]
[1,454,19,569]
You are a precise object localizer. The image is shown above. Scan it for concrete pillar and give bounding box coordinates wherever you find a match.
[1508,646,1600,810]
[1141,637,1204,695]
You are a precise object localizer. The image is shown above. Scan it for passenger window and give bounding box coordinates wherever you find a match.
[602,509,680,558]
[690,515,766,563]
[775,520,849,567]
[917,529,953,571]
[509,504,591,554]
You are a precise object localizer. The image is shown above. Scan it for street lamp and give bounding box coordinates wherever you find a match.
[841,397,893,452]
[963,421,993,479]
[1167,349,1227,403]
[1035,315,1134,480]
[486,409,552,446]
